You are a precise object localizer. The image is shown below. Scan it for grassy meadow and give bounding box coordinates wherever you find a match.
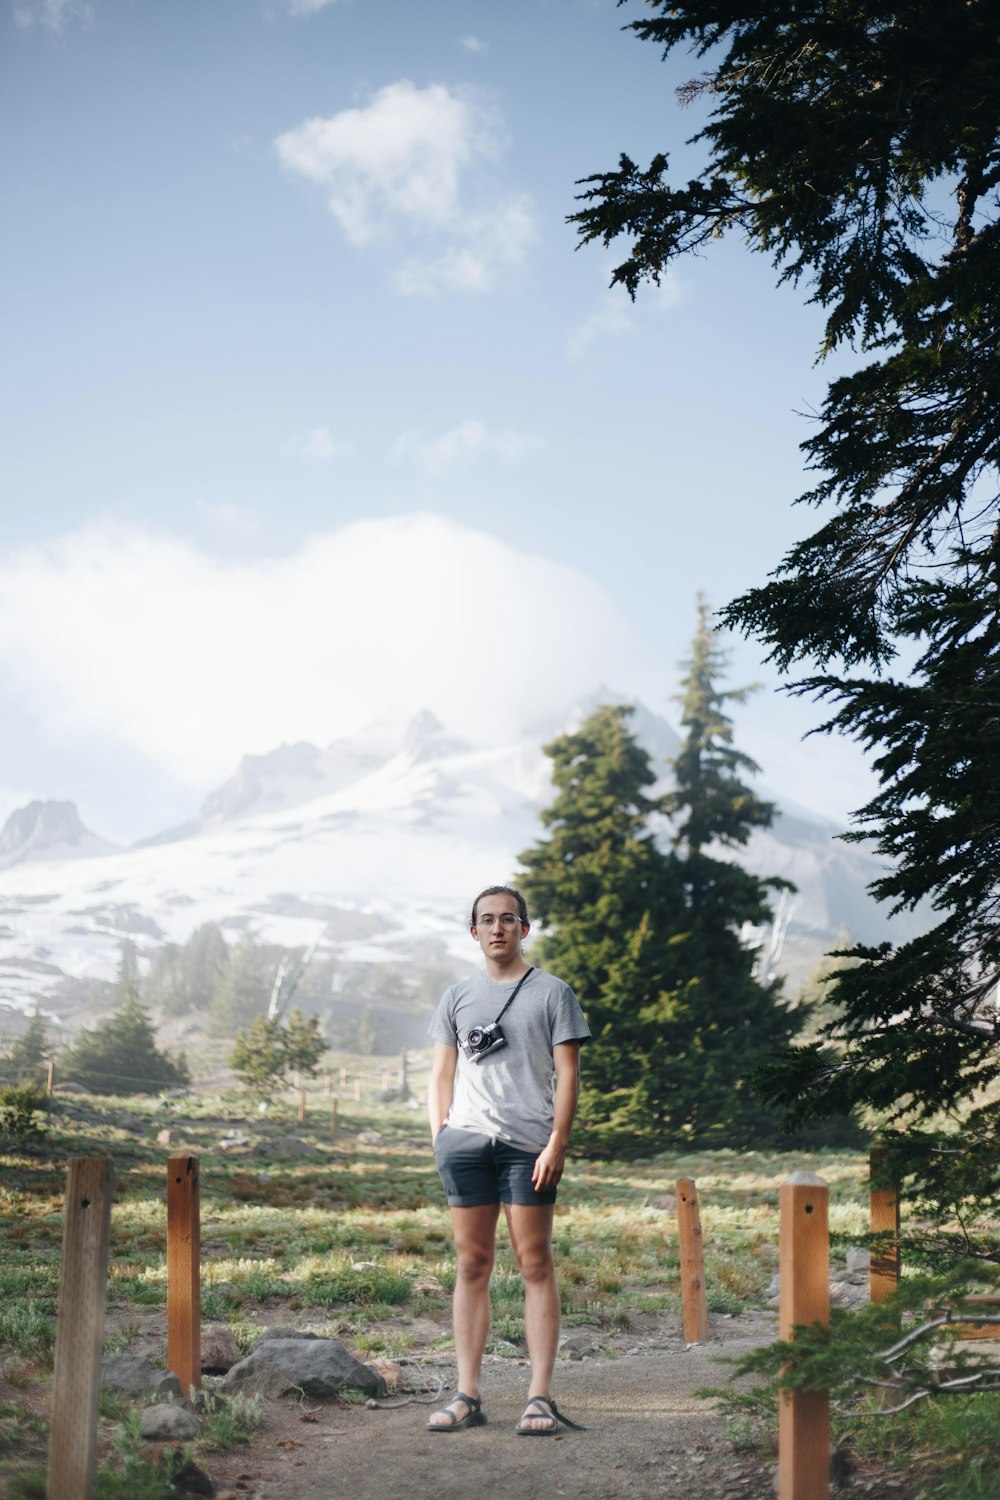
[0,1069,874,1362]
[7,1060,995,1497]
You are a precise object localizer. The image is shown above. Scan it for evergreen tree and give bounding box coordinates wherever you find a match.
[208,936,272,1037]
[519,703,680,999]
[230,1014,286,1099]
[64,956,190,1096]
[281,1008,326,1083]
[146,923,229,1016]
[570,0,1000,1182]
[659,600,796,1140]
[6,1004,51,1085]
[229,1009,325,1099]
[571,0,1000,1415]
[518,703,688,1151]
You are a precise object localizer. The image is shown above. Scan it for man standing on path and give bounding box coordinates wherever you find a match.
[425,884,591,1436]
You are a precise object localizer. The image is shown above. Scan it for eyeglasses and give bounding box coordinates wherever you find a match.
[475,913,522,929]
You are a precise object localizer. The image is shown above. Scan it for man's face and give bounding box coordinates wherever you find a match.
[471,893,529,965]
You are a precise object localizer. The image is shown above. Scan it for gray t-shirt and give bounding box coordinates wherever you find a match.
[428,967,591,1153]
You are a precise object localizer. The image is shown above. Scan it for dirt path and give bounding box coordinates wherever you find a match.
[205,1316,777,1500]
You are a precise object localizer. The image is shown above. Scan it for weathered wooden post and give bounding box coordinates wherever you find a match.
[778,1171,829,1500]
[298,1086,307,1124]
[46,1059,57,1096]
[339,1066,348,1091]
[48,1157,114,1500]
[676,1178,709,1344]
[330,1098,338,1139]
[166,1152,201,1395]
[354,1075,362,1102]
[869,1140,900,1304]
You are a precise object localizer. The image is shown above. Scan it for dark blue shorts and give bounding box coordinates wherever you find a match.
[433,1126,557,1208]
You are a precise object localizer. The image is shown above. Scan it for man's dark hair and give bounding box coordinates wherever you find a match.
[470,885,529,927]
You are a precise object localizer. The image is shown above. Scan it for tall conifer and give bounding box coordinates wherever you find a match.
[660,599,795,1140]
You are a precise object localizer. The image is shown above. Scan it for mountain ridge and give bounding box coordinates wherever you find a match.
[0,703,921,1035]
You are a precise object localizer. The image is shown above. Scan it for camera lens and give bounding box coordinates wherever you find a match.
[467,1028,485,1048]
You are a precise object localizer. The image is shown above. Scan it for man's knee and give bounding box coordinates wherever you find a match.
[456,1244,494,1284]
[515,1246,555,1285]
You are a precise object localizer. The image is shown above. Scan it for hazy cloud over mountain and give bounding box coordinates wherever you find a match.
[0,514,658,790]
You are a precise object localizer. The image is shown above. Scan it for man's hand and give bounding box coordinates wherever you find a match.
[532,1139,566,1191]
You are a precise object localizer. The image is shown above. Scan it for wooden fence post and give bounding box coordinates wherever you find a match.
[48,1157,114,1500]
[166,1152,201,1395]
[676,1178,709,1344]
[869,1141,900,1304]
[330,1098,338,1139]
[778,1171,829,1500]
[354,1075,362,1102]
[298,1086,307,1124]
[339,1066,348,1091]
[46,1059,57,1096]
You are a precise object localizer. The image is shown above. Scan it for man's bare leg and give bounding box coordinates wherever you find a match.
[505,1203,560,1431]
[427,1203,499,1426]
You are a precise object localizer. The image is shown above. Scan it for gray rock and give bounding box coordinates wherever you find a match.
[222,1337,386,1400]
[253,1135,321,1158]
[247,1326,322,1353]
[217,1134,251,1151]
[560,1333,598,1359]
[829,1281,868,1311]
[157,1371,185,1398]
[649,1194,677,1213]
[201,1325,242,1373]
[139,1403,201,1441]
[101,1354,169,1396]
[846,1248,871,1276]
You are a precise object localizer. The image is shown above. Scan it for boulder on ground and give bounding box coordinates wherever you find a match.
[101,1353,181,1398]
[247,1326,321,1353]
[139,1402,201,1441]
[201,1324,242,1373]
[254,1134,321,1158]
[222,1337,386,1400]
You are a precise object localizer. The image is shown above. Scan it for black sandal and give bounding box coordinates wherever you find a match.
[515,1395,587,1436]
[426,1391,486,1432]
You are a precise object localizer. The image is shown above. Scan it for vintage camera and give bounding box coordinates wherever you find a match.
[461,1022,507,1063]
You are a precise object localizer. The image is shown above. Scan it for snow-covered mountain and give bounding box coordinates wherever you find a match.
[0,705,925,1033]
[0,800,117,871]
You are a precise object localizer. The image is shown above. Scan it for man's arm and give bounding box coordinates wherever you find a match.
[532,1040,582,1190]
[428,1041,458,1139]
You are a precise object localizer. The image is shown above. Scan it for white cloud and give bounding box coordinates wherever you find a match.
[275,80,536,293]
[459,35,487,53]
[567,294,634,362]
[568,266,684,360]
[286,426,352,462]
[390,420,541,477]
[392,196,536,297]
[0,516,655,788]
[12,0,91,30]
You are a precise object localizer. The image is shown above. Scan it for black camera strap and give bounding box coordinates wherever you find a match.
[490,966,534,1026]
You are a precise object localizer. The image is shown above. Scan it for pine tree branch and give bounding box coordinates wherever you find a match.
[854,1369,1000,1415]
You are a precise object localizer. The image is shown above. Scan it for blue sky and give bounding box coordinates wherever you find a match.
[1,0,876,841]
